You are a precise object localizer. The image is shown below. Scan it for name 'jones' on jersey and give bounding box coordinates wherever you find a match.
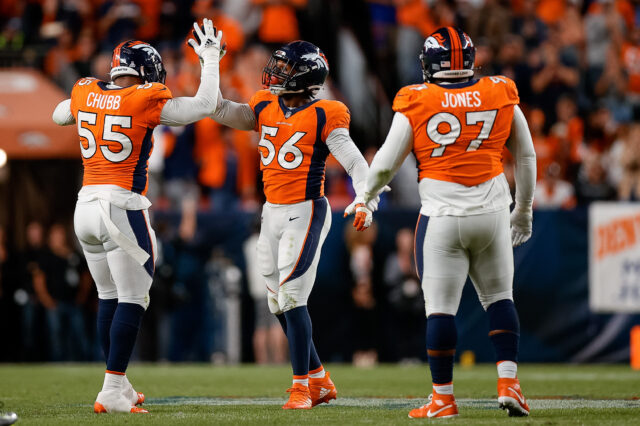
[70,78,172,195]
[249,90,351,204]
[393,76,520,187]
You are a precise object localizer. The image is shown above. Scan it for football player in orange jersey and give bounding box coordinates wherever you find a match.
[207,39,387,409]
[365,28,537,419]
[52,19,225,414]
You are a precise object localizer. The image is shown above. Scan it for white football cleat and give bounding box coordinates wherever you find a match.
[94,390,148,414]
[122,375,145,406]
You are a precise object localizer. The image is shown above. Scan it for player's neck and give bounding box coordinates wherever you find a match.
[280,94,313,108]
[113,75,144,88]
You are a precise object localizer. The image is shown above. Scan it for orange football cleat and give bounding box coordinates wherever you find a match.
[408,391,458,419]
[309,371,337,406]
[135,392,145,405]
[94,401,148,414]
[497,377,529,417]
[282,383,312,410]
[94,390,149,414]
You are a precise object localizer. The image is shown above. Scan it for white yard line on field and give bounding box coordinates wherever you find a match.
[146,397,640,410]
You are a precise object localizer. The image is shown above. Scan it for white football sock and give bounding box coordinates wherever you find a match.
[497,361,518,378]
[309,367,325,379]
[102,372,125,392]
[292,377,309,387]
[433,383,453,395]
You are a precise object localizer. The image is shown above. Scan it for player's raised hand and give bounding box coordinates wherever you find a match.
[344,199,373,232]
[365,185,391,212]
[510,204,532,247]
[187,18,226,61]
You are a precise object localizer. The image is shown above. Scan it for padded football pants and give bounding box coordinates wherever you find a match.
[74,200,156,309]
[257,197,332,314]
[415,207,514,316]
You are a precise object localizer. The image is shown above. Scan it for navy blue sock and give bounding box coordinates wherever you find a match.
[106,302,145,373]
[97,298,118,362]
[283,306,312,376]
[487,299,520,362]
[276,312,322,371]
[426,314,457,384]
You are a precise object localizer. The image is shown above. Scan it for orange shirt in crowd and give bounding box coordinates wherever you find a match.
[622,42,640,95]
[253,0,307,44]
[134,0,162,41]
[536,0,566,25]
[532,134,559,180]
[393,76,519,187]
[394,0,437,37]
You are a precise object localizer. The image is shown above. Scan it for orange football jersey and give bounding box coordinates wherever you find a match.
[70,77,172,195]
[393,76,519,187]
[249,90,350,204]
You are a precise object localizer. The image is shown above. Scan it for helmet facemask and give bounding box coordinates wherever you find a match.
[262,49,320,97]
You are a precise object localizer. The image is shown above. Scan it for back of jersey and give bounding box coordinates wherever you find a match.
[393,76,519,187]
[70,78,172,195]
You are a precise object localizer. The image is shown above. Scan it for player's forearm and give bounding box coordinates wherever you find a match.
[159,52,220,126]
[364,112,413,203]
[209,88,256,131]
[326,128,369,197]
[52,99,75,126]
[509,105,536,208]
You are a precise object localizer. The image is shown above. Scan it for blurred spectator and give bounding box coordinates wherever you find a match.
[616,124,640,200]
[166,198,215,361]
[383,228,424,362]
[575,152,617,205]
[16,221,47,361]
[0,225,19,361]
[530,38,580,124]
[253,0,307,47]
[512,0,547,50]
[533,162,576,209]
[621,27,640,120]
[584,0,626,102]
[32,224,91,361]
[345,222,379,366]
[98,0,143,50]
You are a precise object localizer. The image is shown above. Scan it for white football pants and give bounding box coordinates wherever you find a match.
[257,197,332,314]
[74,200,156,308]
[415,207,514,316]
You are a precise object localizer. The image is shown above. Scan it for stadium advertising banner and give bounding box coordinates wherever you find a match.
[589,202,640,313]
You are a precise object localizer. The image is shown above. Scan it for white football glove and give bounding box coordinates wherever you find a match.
[187,18,226,62]
[344,197,373,232]
[510,204,533,247]
[364,185,392,212]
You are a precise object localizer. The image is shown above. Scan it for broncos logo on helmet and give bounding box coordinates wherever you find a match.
[262,40,329,97]
[420,27,475,83]
[110,40,166,84]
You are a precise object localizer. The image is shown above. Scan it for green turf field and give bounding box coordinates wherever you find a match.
[1,363,639,425]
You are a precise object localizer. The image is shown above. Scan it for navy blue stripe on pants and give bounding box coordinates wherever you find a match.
[414,214,429,282]
[126,210,154,277]
[281,198,328,285]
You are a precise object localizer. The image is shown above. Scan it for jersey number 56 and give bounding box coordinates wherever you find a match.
[259,125,305,170]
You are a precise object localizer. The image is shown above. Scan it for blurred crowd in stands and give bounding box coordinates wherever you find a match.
[1,0,640,363]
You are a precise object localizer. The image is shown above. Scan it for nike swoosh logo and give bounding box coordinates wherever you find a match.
[318,388,330,398]
[427,404,453,417]
[289,217,299,221]
[508,387,526,405]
